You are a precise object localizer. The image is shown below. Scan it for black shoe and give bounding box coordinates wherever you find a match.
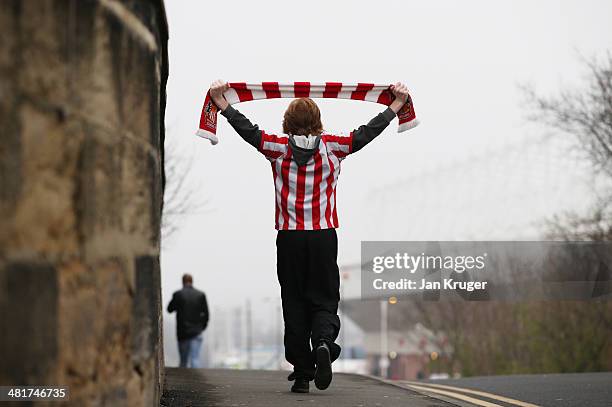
[314,342,333,390]
[287,372,296,381]
[291,378,310,393]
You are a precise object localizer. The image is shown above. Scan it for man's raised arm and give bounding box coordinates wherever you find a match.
[351,82,411,153]
[210,79,261,149]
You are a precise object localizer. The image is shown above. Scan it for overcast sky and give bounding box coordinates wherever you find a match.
[161,0,612,314]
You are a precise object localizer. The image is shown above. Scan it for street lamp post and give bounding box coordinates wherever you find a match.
[380,299,389,378]
[246,299,252,369]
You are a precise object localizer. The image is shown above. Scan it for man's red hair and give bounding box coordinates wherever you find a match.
[283,98,323,136]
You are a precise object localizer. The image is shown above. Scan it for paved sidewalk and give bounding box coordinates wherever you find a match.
[160,368,456,407]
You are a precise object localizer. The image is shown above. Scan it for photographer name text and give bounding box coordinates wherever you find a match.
[373,278,488,291]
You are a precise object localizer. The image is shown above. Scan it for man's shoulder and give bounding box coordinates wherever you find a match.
[321,132,351,139]
[174,287,205,301]
[321,133,352,144]
[174,287,194,296]
[261,131,290,147]
[192,287,206,298]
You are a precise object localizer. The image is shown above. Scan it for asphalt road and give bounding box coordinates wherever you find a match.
[397,372,612,407]
[160,368,456,407]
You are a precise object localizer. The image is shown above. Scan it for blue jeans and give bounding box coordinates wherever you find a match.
[178,333,203,368]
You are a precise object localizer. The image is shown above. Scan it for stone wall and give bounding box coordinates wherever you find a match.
[0,1,167,405]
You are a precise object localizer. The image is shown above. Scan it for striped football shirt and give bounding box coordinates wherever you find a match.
[220,105,396,230]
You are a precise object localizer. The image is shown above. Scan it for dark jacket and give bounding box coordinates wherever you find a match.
[167,285,209,341]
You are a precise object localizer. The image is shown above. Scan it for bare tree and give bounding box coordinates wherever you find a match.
[162,136,208,242]
[545,195,612,241]
[520,52,612,242]
[523,52,612,178]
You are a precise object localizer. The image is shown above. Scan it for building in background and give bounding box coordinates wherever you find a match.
[342,300,451,380]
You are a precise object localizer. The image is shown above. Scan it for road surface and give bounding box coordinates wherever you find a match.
[396,372,612,407]
[160,368,455,407]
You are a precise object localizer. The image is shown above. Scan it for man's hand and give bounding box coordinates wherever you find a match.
[389,82,410,114]
[210,79,230,111]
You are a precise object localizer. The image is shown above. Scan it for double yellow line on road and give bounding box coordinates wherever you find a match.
[402,381,541,407]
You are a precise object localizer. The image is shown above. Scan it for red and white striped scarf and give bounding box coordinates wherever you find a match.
[196,82,418,144]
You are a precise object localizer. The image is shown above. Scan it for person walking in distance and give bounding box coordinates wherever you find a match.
[209,80,411,393]
[167,274,209,368]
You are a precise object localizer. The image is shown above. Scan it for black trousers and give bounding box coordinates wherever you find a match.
[276,228,342,379]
